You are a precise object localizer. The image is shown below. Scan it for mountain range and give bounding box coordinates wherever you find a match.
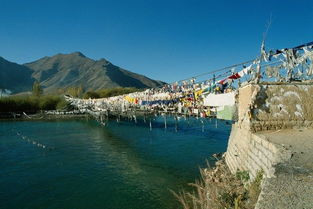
[0,52,164,94]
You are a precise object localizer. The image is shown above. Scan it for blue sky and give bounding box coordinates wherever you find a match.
[0,0,313,82]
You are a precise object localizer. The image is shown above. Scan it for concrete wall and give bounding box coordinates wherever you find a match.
[225,124,292,179]
[238,82,313,132]
[225,82,313,179]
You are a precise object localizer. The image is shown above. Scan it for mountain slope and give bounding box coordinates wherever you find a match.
[0,57,35,93]
[24,52,164,92]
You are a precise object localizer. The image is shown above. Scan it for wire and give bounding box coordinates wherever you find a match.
[175,59,256,83]
[153,40,313,89]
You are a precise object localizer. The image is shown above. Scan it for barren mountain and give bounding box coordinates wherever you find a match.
[0,57,35,93]
[0,52,164,94]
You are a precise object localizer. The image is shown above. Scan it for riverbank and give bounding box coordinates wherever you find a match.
[175,155,262,209]
[0,111,89,121]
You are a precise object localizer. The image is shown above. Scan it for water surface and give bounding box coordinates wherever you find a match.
[0,117,231,209]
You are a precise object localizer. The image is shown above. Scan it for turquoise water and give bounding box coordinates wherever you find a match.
[0,117,231,209]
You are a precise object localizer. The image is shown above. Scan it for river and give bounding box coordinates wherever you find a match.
[0,117,231,209]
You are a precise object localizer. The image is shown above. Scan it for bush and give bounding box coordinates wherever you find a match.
[56,99,70,110]
[173,159,263,209]
[83,87,141,99]
[236,170,250,182]
[83,91,100,99]
[0,95,69,112]
[97,87,139,98]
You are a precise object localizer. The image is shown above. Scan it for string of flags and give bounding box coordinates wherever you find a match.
[66,41,313,117]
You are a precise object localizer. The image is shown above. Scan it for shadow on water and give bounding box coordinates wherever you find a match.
[81,120,187,193]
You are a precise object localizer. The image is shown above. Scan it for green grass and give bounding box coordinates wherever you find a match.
[0,95,69,112]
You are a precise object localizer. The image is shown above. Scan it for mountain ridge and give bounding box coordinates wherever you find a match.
[0,56,35,93]
[0,52,165,94]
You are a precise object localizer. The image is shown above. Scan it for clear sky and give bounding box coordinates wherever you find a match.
[0,0,313,82]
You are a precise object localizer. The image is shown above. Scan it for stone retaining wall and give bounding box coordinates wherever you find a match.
[226,82,313,178]
[225,124,292,179]
[224,82,313,208]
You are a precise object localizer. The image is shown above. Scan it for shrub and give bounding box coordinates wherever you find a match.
[173,159,263,209]
[97,87,139,98]
[0,95,69,112]
[39,96,61,110]
[83,87,141,99]
[56,99,70,110]
[236,170,250,183]
[83,91,100,99]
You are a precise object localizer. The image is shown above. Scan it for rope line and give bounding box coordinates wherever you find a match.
[161,40,313,87]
